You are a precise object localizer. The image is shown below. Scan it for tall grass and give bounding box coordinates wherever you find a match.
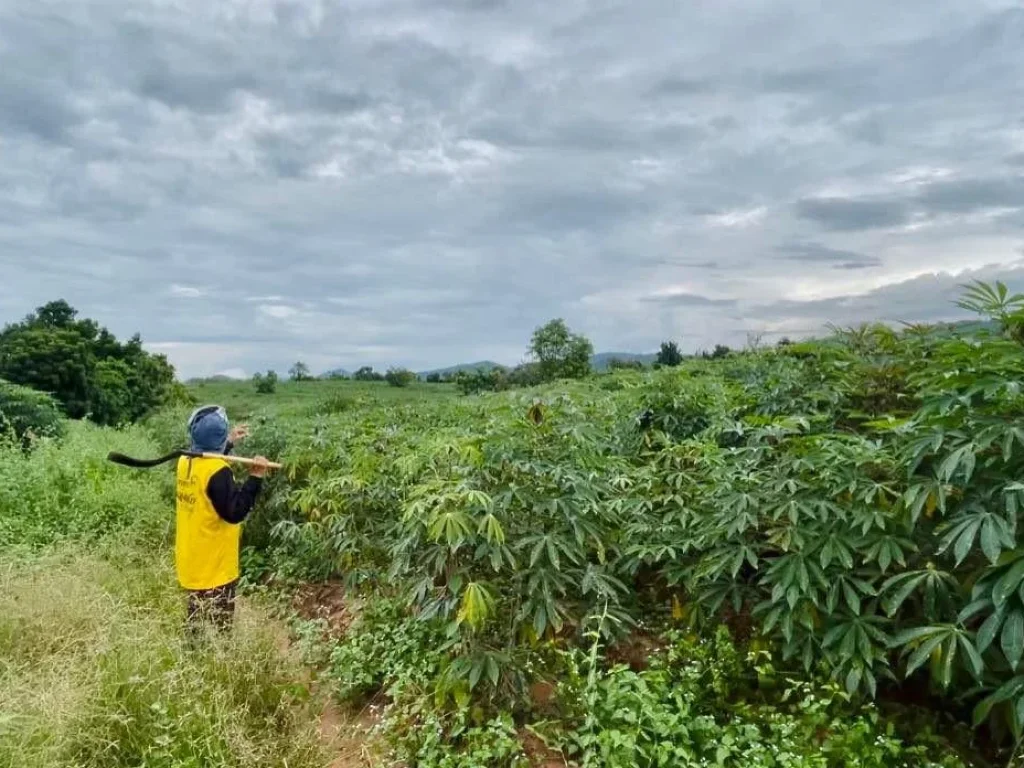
[0,550,325,768]
[0,422,172,550]
[0,421,326,768]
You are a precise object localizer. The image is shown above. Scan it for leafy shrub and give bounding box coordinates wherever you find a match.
[608,358,645,371]
[386,367,417,388]
[530,318,593,381]
[353,366,384,382]
[253,370,278,394]
[551,625,968,768]
[0,378,66,444]
[0,421,171,549]
[656,341,683,367]
[454,366,507,394]
[263,283,1023,759]
[326,595,446,700]
[0,300,178,425]
[289,361,312,381]
[309,393,353,417]
[387,710,528,768]
[232,416,290,557]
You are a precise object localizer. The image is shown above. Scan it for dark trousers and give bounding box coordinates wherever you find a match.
[186,580,237,640]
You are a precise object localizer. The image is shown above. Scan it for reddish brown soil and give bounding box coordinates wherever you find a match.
[520,729,566,768]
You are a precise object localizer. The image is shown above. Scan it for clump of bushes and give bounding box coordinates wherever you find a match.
[253,370,279,394]
[385,368,416,388]
[0,300,179,425]
[0,378,66,445]
[0,421,169,549]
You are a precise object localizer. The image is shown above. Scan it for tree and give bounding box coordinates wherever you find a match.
[385,367,416,388]
[656,341,684,367]
[89,359,134,426]
[0,300,177,425]
[253,370,278,394]
[289,361,312,381]
[0,378,65,445]
[425,372,442,384]
[353,366,383,382]
[529,319,593,382]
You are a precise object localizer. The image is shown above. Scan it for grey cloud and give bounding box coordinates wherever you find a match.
[642,292,737,308]
[138,67,256,114]
[0,74,81,144]
[777,242,882,270]
[428,0,511,11]
[795,198,911,231]
[652,76,714,96]
[752,262,1024,328]
[795,173,1024,233]
[917,175,1024,214]
[1,0,1023,377]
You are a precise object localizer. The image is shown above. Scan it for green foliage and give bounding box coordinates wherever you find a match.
[656,341,683,367]
[388,710,528,768]
[547,624,967,768]
[324,595,446,700]
[289,361,312,381]
[265,282,1024,757]
[702,343,731,359]
[0,421,170,549]
[386,367,417,388]
[454,365,508,394]
[957,279,1024,343]
[232,416,290,557]
[530,318,593,381]
[0,300,178,425]
[0,378,66,444]
[253,370,279,394]
[353,366,384,382]
[608,358,645,371]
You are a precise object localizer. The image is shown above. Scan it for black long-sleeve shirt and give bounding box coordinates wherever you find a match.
[206,468,262,524]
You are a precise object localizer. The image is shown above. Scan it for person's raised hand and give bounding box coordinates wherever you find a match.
[229,424,251,443]
[249,455,270,478]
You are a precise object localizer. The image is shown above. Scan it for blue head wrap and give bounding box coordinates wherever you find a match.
[187,405,229,453]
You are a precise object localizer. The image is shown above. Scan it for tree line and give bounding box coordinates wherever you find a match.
[270,319,738,395]
[0,300,184,431]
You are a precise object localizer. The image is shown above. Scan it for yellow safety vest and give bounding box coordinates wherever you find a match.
[175,456,242,590]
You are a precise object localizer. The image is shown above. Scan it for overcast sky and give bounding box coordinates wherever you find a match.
[2,0,1023,378]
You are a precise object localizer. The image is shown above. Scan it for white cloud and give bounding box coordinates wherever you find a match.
[705,207,768,229]
[169,284,204,298]
[214,368,247,380]
[259,304,299,319]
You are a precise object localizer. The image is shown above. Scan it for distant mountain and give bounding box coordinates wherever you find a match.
[418,361,502,378]
[416,353,658,377]
[590,352,657,371]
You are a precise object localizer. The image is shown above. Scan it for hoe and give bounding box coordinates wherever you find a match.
[107,450,282,470]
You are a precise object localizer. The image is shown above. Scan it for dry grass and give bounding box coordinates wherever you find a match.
[0,546,327,768]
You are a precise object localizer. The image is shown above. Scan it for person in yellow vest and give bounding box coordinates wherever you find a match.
[176,404,269,638]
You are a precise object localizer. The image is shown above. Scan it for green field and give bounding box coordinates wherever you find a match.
[4,295,1024,766]
[188,378,459,422]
